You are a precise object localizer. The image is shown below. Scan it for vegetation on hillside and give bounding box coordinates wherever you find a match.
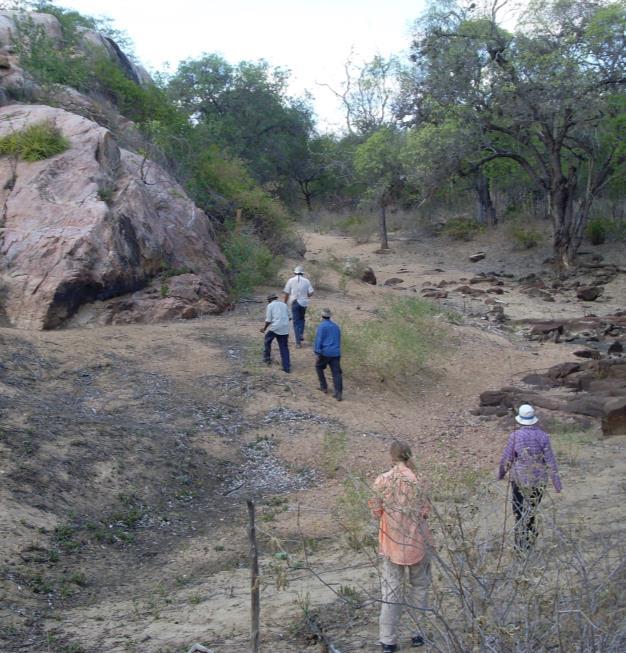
[10,1,306,298]
[5,0,626,284]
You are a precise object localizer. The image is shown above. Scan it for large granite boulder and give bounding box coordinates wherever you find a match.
[0,105,228,329]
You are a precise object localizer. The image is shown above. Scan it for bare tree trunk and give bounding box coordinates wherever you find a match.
[475,172,497,225]
[379,203,389,249]
[298,180,313,212]
[551,163,579,273]
[247,500,260,653]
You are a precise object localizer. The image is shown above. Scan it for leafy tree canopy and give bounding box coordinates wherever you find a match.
[400,0,626,268]
[165,54,315,203]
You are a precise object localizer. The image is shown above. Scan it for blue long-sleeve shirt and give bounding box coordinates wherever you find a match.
[314,319,341,357]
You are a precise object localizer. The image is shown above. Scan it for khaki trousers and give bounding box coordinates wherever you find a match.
[379,556,431,646]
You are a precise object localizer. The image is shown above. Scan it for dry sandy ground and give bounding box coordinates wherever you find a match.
[0,229,624,653]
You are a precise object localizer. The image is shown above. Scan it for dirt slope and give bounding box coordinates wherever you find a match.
[1,230,624,653]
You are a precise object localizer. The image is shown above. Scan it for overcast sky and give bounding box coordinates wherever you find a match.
[54,0,429,131]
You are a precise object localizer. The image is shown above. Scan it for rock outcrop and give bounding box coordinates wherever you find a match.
[475,359,626,437]
[0,105,228,329]
[0,11,151,98]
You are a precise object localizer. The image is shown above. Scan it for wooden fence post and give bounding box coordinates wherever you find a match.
[247,499,260,653]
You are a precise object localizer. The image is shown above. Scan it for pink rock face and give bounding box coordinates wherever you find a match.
[0,105,228,329]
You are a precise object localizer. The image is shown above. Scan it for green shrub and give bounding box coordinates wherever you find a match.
[341,297,459,383]
[0,121,69,161]
[191,149,300,255]
[586,217,608,245]
[441,217,484,241]
[222,225,282,299]
[15,14,91,89]
[335,474,375,551]
[510,223,542,249]
[322,431,347,478]
[91,56,177,124]
[340,213,377,244]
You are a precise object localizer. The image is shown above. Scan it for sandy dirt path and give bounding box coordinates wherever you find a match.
[1,229,624,653]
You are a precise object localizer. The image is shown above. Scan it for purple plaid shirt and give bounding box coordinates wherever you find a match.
[498,425,562,492]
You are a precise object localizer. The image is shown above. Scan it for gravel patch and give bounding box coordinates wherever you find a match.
[221,439,317,497]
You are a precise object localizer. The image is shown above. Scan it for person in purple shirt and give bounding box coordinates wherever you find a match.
[498,404,562,550]
[314,308,343,401]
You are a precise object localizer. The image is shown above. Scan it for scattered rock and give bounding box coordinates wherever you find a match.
[479,391,511,407]
[529,321,565,342]
[469,252,486,262]
[577,286,602,301]
[525,287,555,302]
[565,396,608,418]
[546,362,581,381]
[469,276,497,284]
[421,289,448,299]
[478,359,626,422]
[384,277,404,286]
[360,266,377,285]
[522,374,556,388]
[573,349,601,360]
[602,397,626,436]
[608,341,624,355]
[488,305,508,323]
[455,285,485,296]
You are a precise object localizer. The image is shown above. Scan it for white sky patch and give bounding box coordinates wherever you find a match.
[51,0,428,131]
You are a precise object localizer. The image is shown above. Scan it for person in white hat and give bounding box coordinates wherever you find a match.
[283,265,314,348]
[260,292,291,373]
[498,404,562,550]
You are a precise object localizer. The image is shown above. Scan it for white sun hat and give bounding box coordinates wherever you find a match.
[294,265,305,274]
[515,404,538,426]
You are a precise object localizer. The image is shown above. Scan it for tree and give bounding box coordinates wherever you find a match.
[402,0,626,270]
[354,127,412,249]
[166,54,315,204]
[402,118,500,224]
[322,54,402,135]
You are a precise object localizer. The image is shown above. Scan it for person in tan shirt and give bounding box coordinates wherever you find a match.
[369,441,432,652]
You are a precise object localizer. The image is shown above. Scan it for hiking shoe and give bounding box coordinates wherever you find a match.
[381,645,397,653]
[334,392,342,401]
[318,386,328,394]
[296,342,302,349]
[411,634,425,647]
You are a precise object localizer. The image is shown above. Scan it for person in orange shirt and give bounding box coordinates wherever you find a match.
[370,440,433,652]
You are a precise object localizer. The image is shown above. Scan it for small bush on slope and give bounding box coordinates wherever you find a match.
[221,224,282,299]
[340,297,461,383]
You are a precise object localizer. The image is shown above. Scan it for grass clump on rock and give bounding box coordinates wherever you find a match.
[342,297,459,383]
[0,121,69,161]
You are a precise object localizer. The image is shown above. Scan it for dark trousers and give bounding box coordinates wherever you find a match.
[292,301,307,344]
[316,355,342,394]
[264,331,290,372]
[512,482,544,550]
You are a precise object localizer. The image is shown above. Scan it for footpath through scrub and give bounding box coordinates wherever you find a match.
[0,230,624,653]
